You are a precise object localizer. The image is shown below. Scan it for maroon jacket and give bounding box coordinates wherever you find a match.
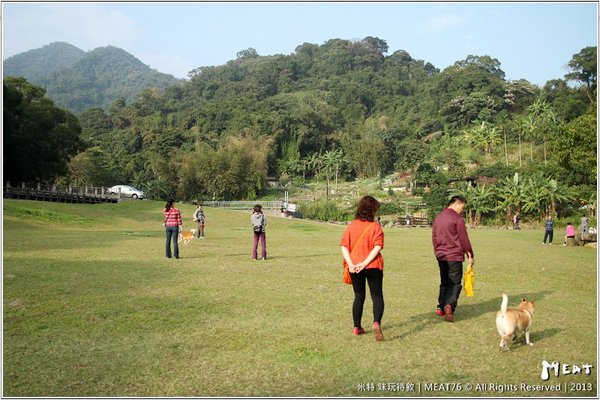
[432,208,474,262]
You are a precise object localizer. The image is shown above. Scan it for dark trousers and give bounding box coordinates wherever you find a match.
[165,226,179,258]
[437,260,463,312]
[351,268,384,328]
[543,230,554,244]
[252,232,266,259]
[196,222,205,238]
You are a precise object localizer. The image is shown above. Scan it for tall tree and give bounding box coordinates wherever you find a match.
[565,46,597,103]
[3,77,83,184]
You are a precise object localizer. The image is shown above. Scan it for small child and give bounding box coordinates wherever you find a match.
[193,205,206,238]
[562,222,576,246]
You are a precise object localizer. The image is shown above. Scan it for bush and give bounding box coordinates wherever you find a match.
[378,202,402,215]
[300,201,349,222]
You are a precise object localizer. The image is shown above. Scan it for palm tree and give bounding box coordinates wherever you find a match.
[522,175,548,220]
[463,120,502,156]
[582,192,597,218]
[526,100,559,166]
[331,149,345,192]
[307,153,323,178]
[521,115,536,162]
[496,173,525,223]
[465,183,496,226]
[512,118,524,167]
[321,151,336,201]
[542,178,574,216]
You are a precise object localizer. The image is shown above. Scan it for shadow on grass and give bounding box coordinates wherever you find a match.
[275,253,334,260]
[220,253,334,260]
[499,327,564,351]
[385,290,554,341]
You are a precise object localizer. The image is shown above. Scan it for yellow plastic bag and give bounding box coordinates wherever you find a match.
[464,264,475,297]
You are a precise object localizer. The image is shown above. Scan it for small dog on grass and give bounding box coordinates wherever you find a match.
[495,293,535,351]
[178,228,197,245]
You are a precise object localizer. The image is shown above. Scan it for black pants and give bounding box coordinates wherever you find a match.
[351,268,384,328]
[543,230,554,244]
[437,260,463,312]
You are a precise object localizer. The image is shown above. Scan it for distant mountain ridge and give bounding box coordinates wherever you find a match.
[3,42,85,84]
[3,42,182,113]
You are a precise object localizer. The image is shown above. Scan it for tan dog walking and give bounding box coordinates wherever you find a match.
[496,293,535,351]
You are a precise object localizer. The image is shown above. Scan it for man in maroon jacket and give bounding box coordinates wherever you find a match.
[432,195,474,322]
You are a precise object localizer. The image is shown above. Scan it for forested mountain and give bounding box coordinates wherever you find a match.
[4,37,596,221]
[3,42,85,84]
[3,43,182,113]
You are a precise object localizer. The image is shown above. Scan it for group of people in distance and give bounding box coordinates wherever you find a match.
[162,195,474,341]
[341,195,474,341]
[162,199,267,261]
[541,215,588,246]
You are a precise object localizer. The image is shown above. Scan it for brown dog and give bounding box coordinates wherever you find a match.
[178,228,197,245]
[495,293,535,351]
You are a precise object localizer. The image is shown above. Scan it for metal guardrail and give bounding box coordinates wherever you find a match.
[202,201,286,210]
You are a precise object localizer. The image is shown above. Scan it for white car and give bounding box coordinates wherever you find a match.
[109,185,145,199]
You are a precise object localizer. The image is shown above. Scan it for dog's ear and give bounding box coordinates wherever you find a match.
[521,298,526,302]
[531,300,535,306]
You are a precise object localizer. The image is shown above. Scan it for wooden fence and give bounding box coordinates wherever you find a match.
[3,183,119,204]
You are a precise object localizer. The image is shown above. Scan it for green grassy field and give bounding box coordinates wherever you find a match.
[3,199,597,397]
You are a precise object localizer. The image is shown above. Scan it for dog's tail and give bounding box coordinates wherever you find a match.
[500,293,508,313]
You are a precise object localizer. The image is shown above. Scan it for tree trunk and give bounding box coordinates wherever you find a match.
[504,129,508,166]
[530,142,533,162]
[543,140,547,165]
[518,133,522,167]
[335,164,339,192]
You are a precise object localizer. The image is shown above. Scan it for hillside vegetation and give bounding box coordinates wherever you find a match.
[3,38,596,224]
[3,42,182,113]
[3,42,85,84]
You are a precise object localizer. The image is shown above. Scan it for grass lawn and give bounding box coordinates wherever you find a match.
[3,199,597,397]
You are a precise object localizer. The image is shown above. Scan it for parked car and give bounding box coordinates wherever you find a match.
[108,185,145,199]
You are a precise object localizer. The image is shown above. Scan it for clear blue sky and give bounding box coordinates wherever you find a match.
[2,2,597,86]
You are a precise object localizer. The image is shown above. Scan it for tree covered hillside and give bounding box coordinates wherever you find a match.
[4,37,596,222]
[72,38,595,202]
[3,43,182,113]
[3,42,85,85]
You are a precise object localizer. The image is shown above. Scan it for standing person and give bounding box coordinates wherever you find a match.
[163,199,182,259]
[563,222,576,246]
[251,204,267,260]
[432,195,474,322]
[405,213,412,227]
[581,216,589,235]
[340,195,385,341]
[193,205,206,239]
[543,215,554,245]
[513,213,520,230]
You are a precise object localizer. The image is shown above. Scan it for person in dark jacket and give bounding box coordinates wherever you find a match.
[543,215,554,245]
[431,195,474,322]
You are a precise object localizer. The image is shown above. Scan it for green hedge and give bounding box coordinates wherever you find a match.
[300,201,350,222]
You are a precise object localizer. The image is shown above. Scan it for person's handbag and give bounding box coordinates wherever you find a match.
[342,264,352,284]
[342,222,376,284]
[464,263,475,296]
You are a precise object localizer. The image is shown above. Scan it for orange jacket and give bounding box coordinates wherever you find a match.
[340,220,384,270]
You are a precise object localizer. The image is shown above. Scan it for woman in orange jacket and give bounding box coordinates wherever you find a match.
[340,195,385,341]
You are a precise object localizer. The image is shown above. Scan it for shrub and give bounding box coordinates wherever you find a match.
[300,201,349,222]
[378,202,402,215]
